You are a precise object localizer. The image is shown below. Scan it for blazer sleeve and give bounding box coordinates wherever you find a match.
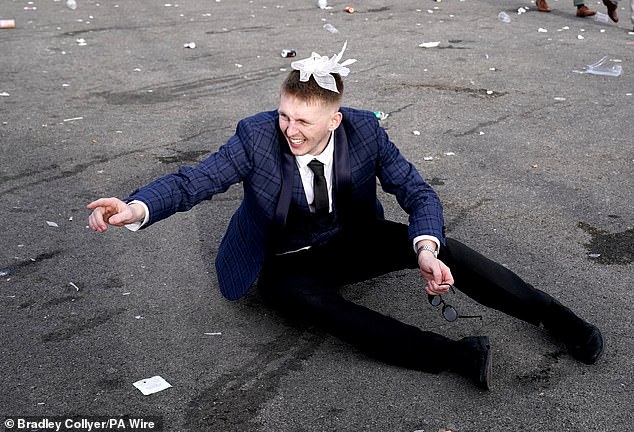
[375,123,446,245]
[125,121,256,226]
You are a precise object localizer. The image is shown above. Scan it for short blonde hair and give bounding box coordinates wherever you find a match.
[281,70,343,106]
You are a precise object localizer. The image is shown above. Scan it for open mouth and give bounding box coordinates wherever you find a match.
[288,136,305,147]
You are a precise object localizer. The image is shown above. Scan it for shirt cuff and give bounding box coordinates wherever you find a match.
[412,235,440,254]
[124,200,149,232]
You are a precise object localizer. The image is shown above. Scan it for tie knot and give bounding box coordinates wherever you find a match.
[308,159,325,175]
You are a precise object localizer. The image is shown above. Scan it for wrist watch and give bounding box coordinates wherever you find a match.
[416,244,438,258]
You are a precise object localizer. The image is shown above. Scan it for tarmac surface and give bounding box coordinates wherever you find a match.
[1,0,633,431]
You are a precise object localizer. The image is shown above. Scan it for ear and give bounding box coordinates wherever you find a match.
[329,111,343,131]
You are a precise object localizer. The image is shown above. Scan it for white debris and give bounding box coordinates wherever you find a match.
[46,221,59,227]
[133,376,172,396]
[183,42,196,49]
[412,130,421,136]
[323,23,338,33]
[573,56,622,77]
[419,41,440,48]
[498,11,511,23]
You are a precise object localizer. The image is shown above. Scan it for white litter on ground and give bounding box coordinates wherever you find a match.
[133,376,172,395]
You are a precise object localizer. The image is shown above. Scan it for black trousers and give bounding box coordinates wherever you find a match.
[258,219,554,373]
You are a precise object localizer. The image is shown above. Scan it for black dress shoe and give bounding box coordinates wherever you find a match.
[452,336,492,390]
[563,321,604,365]
[543,300,604,364]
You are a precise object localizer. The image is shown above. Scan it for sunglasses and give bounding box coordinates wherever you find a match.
[427,284,483,322]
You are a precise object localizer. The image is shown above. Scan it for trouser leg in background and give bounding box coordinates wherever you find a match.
[258,219,453,373]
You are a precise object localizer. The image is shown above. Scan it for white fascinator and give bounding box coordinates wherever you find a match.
[290,41,357,93]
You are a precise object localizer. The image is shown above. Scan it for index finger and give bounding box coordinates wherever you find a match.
[86,197,118,209]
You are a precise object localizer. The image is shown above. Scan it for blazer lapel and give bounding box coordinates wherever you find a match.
[333,125,351,220]
[273,130,295,231]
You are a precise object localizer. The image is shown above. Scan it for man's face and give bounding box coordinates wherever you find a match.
[278,92,342,157]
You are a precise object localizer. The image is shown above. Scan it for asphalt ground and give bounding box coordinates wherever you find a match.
[1,0,633,431]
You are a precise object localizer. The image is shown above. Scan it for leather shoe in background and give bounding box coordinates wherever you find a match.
[602,0,619,22]
[576,5,597,17]
[536,0,551,12]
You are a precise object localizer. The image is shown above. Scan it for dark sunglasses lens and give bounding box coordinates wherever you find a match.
[442,305,458,322]
[428,295,442,307]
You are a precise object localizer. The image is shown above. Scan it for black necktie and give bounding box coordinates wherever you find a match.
[308,159,329,215]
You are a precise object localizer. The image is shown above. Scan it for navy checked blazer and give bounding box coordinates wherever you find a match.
[127,107,445,301]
